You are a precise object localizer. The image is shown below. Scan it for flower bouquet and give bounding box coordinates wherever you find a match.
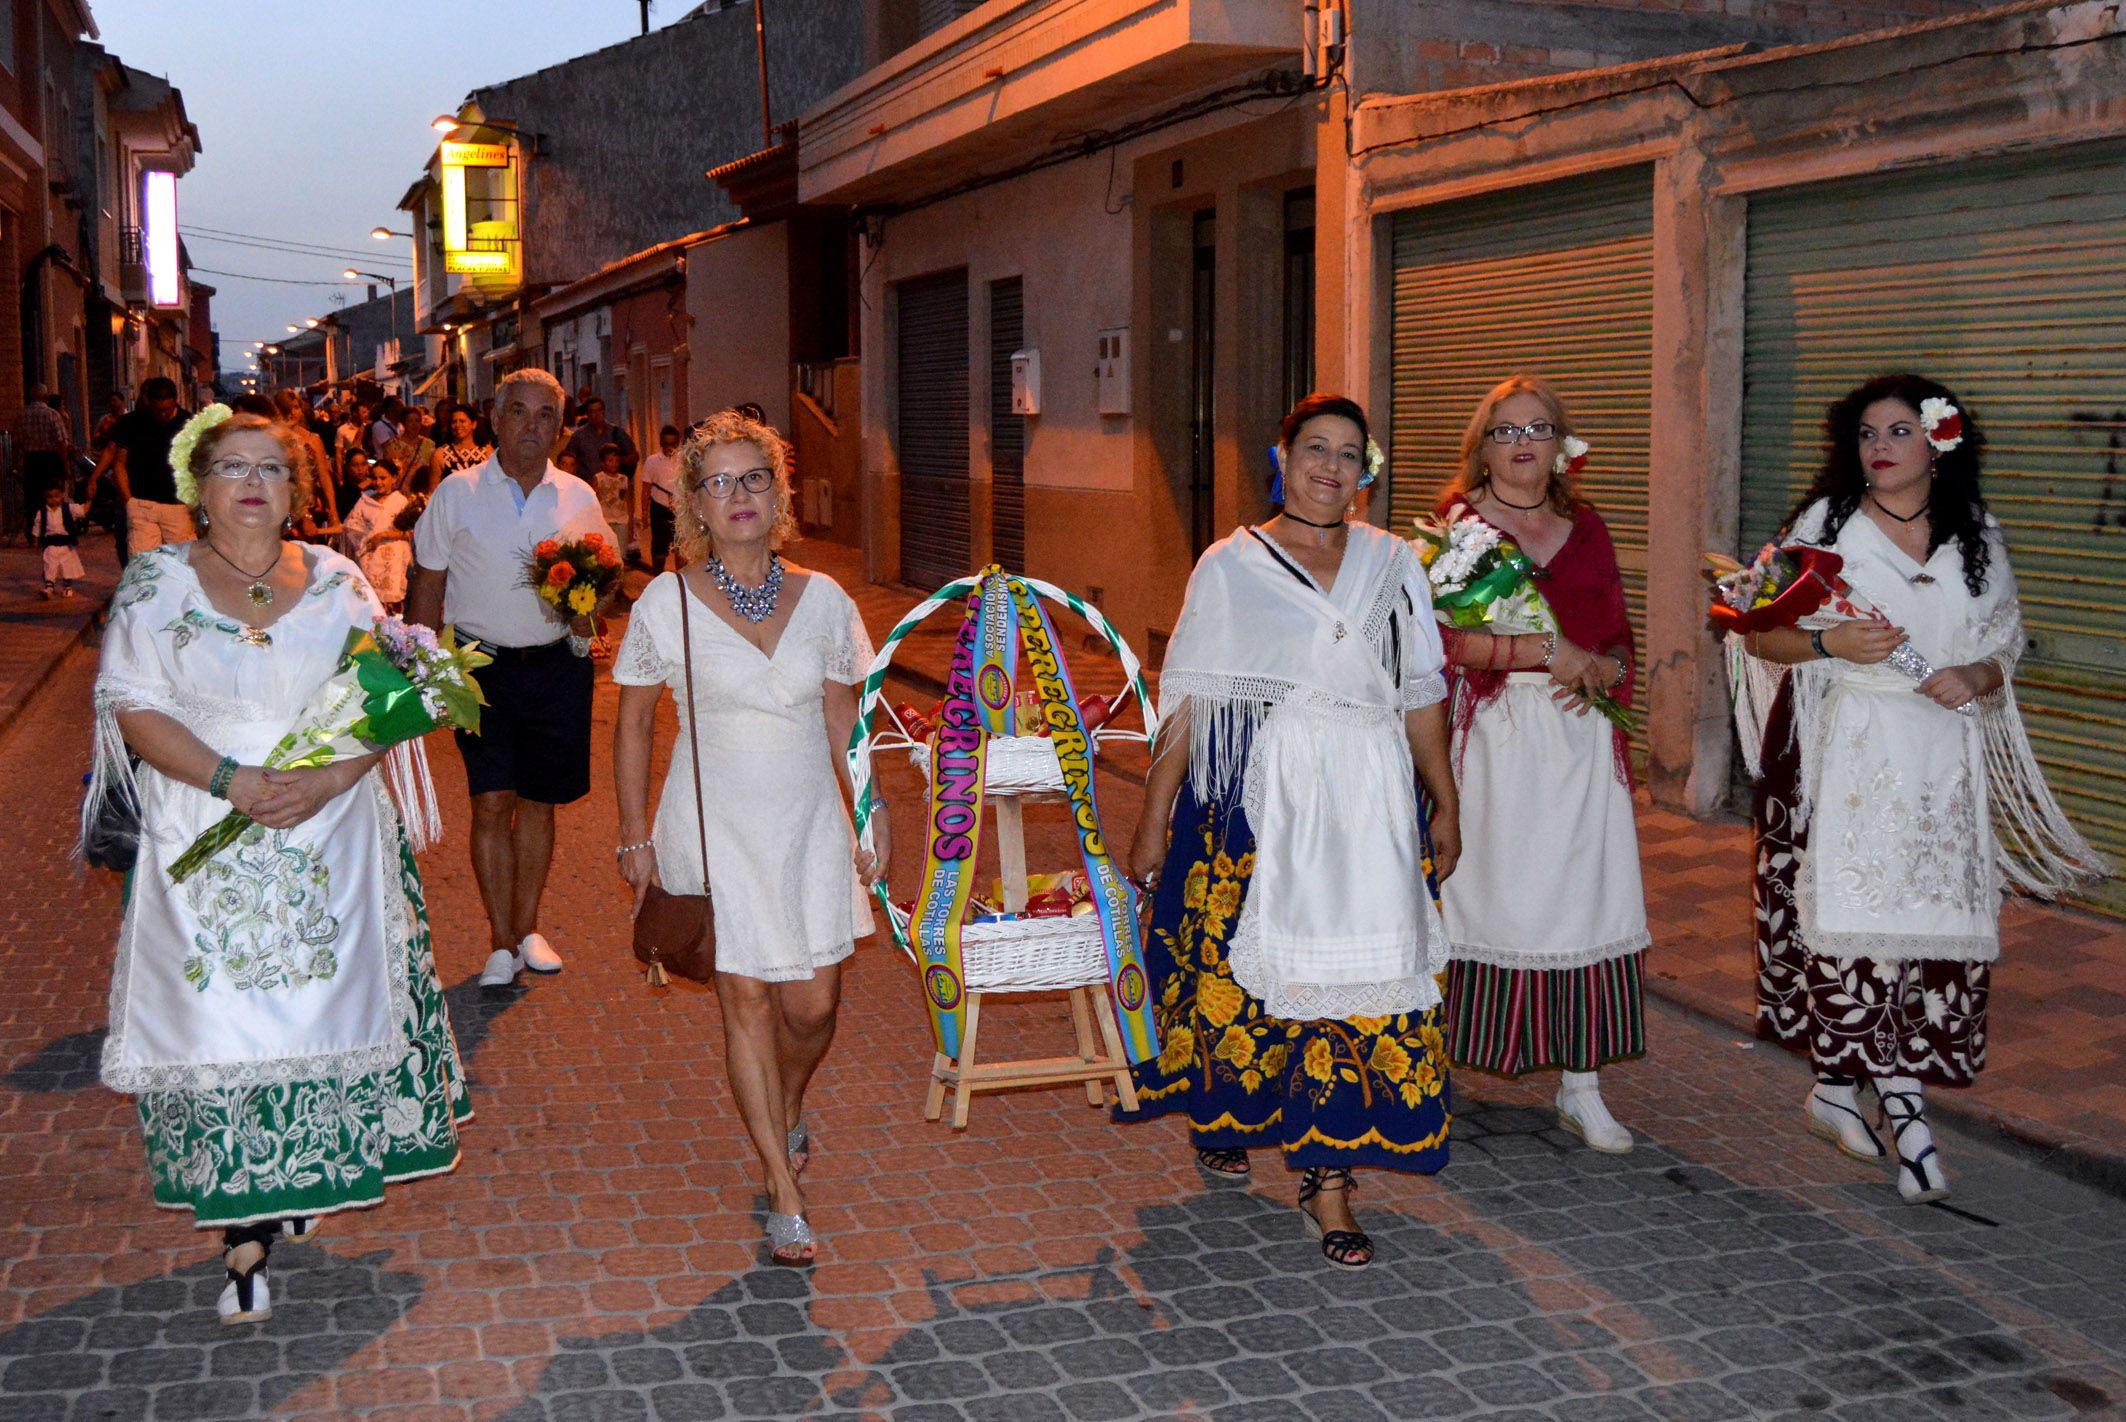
[1705,542,1973,715]
[528,533,622,620]
[1411,513,1636,731]
[167,617,492,883]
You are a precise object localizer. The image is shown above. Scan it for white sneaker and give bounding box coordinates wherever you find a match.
[517,933,562,974]
[479,948,520,986]
[1556,1074,1634,1154]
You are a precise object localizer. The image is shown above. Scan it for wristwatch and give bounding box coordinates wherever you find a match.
[568,631,593,658]
[1809,628,1831,660]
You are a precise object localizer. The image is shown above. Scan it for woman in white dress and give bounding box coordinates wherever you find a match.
[1433,377,1650,1154]
[1739,375,2107,1203]
[85,410,468,1325]
[612,409,886,1267]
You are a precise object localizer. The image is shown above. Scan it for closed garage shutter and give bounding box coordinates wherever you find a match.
[898,269,970,588]
[1739,141,2126,918]
[1389,164,1654,761]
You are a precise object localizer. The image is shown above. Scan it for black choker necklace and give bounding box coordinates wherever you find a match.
[1870,495,1931,525]
[1486,487,1548,511]
[1278,509,1345,530]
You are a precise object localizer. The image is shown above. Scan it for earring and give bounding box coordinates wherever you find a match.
[197,509,209,531]
[282,516,294,534]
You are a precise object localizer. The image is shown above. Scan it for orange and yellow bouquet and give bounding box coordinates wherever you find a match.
[527,533,622,619]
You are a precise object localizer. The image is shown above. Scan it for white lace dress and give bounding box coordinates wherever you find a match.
[613,571,877,981]
[89,545,469,1225]
[1783,502,2026,961]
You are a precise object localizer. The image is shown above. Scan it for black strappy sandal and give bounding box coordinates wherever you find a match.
[218,1223,277,1326]
[1877,1090,1949,1204]
[1195,1146,1250,1178]
[1297,1167,1373,1270]
[280,1216,318,1244]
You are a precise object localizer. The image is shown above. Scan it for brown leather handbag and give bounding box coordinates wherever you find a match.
[632,583,716,987]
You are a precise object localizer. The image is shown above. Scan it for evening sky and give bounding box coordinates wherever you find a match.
[91,0,698,386]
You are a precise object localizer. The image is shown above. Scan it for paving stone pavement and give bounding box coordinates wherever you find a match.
[3,555,2126,1420]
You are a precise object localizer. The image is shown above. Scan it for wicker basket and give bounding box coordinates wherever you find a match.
[884,903,1110,993]
[901,731,1141,797]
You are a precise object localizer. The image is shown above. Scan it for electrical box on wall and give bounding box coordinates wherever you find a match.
[1010,348,1041,416]
[1095,327,1129,415]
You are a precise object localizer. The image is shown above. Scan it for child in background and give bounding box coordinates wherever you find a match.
[357,493,424,614]
[33,482,88,597]
[593,441,631,561]
[341,458,408,561]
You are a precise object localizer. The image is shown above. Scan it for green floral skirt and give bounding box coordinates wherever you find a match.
[134,833,472,1227]
[1121,771,1451,1173]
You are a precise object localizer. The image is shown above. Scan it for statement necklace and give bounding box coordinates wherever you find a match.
[205,539,278,608]
[707,553,783,624]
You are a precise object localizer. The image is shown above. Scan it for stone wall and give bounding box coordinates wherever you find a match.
[471,0,862,290]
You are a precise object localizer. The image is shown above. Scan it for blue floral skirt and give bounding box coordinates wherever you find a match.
[1120,771,1451,1173]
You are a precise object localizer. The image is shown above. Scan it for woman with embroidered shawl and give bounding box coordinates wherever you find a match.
[1735,375,2107,1205]
[83,408,469,1326]
[1124,393,1461,1271]
[1432,377,1650,1153]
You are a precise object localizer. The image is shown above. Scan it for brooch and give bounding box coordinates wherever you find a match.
[236,625,273,648]
[1909,573,1936,586]
[1332,622,1346,642]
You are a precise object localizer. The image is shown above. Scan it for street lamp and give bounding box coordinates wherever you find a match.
[371,227,410,241]
[344,269,402,350]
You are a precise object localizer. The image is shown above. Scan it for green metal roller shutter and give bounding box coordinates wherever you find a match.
[897,269,971,588]
[1388,164,1654,762]
[1739,141,2126,918]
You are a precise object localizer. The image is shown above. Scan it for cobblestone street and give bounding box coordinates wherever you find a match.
[4,594,2126,1421]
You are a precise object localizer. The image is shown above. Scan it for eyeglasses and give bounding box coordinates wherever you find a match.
[1486,421,1557,445]
[206,458,294,482]
[694,468,775,499]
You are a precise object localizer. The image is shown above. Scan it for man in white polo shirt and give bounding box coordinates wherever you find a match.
[408,368,615,987]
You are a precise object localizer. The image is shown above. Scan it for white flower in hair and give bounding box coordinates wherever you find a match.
[1918,397,1964,453]
[1553,434,1590,476]
[168,404,234,506]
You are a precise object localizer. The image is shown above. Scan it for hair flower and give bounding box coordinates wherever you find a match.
[1362,437,1385,488]
[1918,397,1963,453]
[1553,434,1590,477]
[168,404,234,506]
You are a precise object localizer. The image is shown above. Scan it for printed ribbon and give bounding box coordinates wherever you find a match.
[1005,573,1158,1064]
[907,569,1159,1065]
[909,599,986,1058]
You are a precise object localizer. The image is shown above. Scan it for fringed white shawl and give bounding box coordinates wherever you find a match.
[1728,503,2108,942]
[1158,524,1450,1020]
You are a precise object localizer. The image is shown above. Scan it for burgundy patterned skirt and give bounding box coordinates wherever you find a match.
[1752,683,1990,1087]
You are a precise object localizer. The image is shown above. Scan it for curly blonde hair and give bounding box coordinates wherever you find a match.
[187,414,315,526]
[672,409,797,563]
[1448,375,1583,517]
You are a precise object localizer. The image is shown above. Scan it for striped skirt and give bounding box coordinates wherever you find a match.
[1444,955,1646,1076]
[1439,675,1651,1076]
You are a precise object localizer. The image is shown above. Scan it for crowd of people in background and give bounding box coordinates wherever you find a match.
[5,375,689,615]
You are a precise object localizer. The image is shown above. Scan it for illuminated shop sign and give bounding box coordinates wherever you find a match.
[439,135,519,284]
[144,170,181,308]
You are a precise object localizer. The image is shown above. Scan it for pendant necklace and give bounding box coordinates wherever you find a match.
[1487,486,1548,511]
[205,539,278,608]
[1280,508,1345,530]
[708,553,783,624]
